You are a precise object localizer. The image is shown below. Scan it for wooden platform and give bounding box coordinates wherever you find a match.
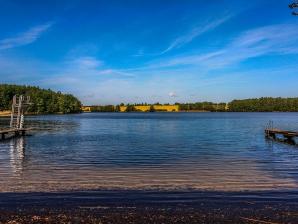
[0,128,31,141]
[265,128,298,144]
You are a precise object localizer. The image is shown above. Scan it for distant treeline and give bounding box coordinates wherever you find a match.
[88,102,227,112]
[0,84,82,114]
[2,84,297,114]
[88,104,152,112]
[89,105,120,112]
[229,97,298,112]
[87,104,173,112]
[178,102,227,112]
[87,98,298,112]
[88,103,225,112]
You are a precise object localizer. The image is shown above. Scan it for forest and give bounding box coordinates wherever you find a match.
[177,102,227,112]
[228,97,298,112]
[89,105,120,112]
[90,98,298,112]
[0,84,82,114]
[86,98,298,112]
[1,85,297,113]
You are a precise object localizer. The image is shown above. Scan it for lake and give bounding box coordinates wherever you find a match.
[1,112,298,192]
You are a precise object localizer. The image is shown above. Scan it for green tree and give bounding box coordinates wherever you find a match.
[115,105,120,112]
[149,105,155,112]
[125,104,135,112]
[0,84,82,114]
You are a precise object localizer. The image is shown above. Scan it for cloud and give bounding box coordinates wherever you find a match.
[211,23,298,67]
[145,23,298,70]
[132,14,233,57]
[0,22,53,50]
[168,92,177,97]
[37,55,135,94]
[160,14,232,54]
[70,56,103,69]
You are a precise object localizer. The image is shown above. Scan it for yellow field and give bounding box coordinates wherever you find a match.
[134,105,151,111]
[120,105,179,112]
[81,106,92,112]
[153,105,179,112]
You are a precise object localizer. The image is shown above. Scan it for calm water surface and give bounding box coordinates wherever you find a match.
[1,112,298,192]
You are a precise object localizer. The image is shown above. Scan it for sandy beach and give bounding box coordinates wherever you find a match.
[0,111,11,117]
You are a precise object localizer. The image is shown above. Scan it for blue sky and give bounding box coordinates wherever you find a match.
[0,0,297,105]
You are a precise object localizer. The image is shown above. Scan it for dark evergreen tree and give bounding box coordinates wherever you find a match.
[125,104,135,112]
[149,105,155,112]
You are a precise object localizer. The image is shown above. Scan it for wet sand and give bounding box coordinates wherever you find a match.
[0,190,298,223]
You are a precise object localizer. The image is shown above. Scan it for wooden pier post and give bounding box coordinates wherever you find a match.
[270,132,276,140]
[284,135,296,145]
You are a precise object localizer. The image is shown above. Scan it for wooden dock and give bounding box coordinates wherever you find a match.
[265,128,298,144]
[0,128,31,141]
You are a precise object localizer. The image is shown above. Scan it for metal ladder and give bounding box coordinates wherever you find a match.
[10,95,31,129]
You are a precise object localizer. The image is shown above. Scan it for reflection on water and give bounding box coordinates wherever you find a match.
[9,136,25,175]
[0,112,298,192]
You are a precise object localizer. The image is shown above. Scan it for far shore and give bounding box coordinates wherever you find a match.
[0,111,210,117]
[1,110,298,117]
[0,111,11,117]
[0,111,73,117]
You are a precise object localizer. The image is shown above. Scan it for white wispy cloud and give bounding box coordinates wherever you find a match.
[145,23,298,70]
[160,14,232,54]
[132,14,233,57]
[0,22,53,50]
[64,56,134,78]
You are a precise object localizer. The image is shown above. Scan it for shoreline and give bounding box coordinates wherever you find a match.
[1,190,298,223]
[2,111,298,117]
[0,111,11,117]
[0,111,80,117]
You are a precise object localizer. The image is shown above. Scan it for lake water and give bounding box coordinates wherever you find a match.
[1,112,298,192]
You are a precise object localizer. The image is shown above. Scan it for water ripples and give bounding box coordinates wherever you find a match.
[0,112,298,192]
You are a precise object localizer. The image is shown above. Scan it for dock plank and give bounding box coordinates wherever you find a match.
[0,128,32,141]
[0,128,29,134]
[265,128,298,145]
[265,128,298,137]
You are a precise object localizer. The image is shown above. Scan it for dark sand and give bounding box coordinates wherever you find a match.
[1,190,298,223]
